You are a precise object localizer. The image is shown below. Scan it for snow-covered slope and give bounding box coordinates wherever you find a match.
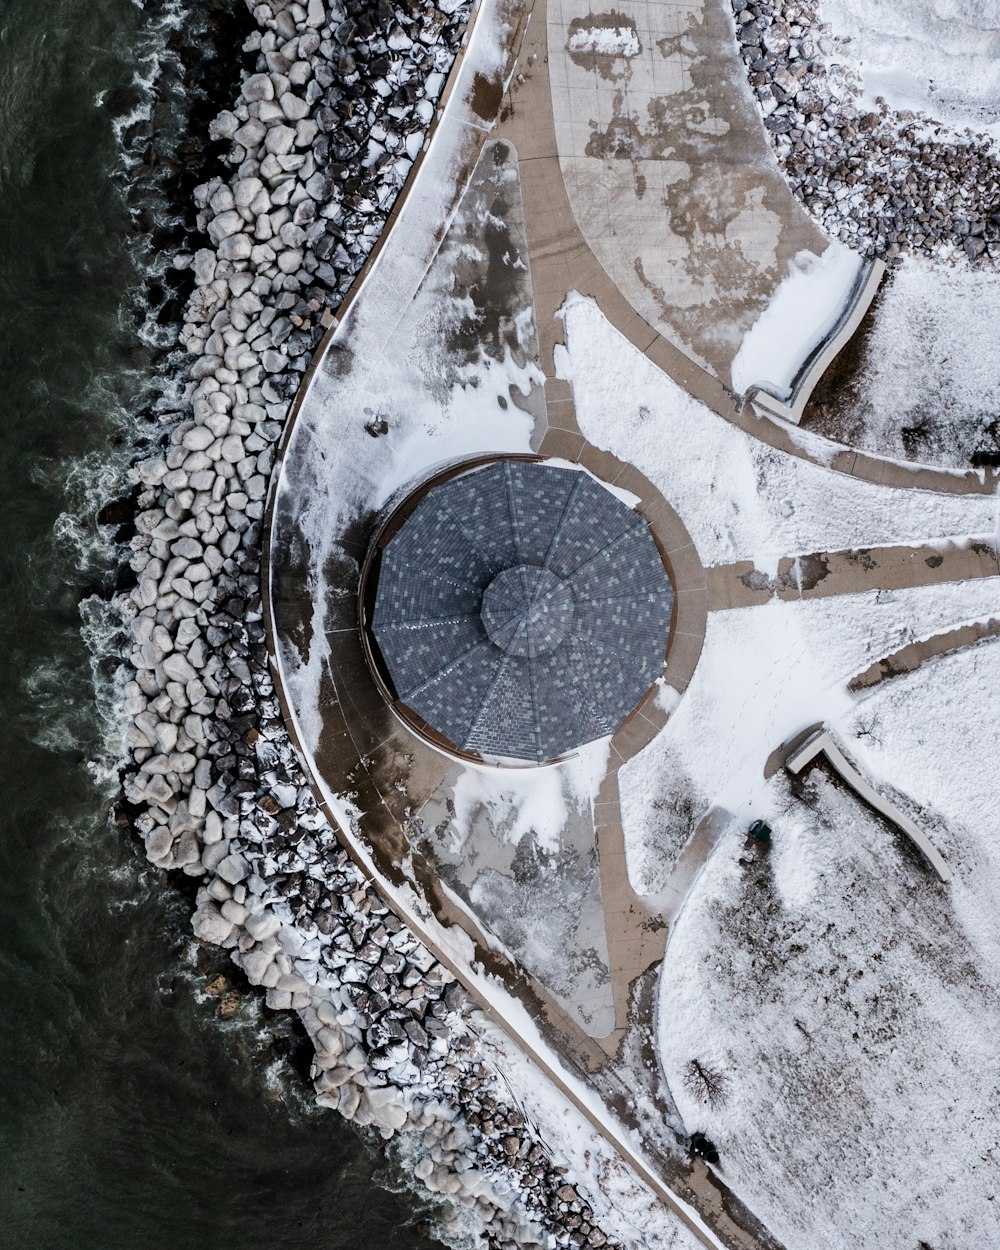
[821,0,1000,140]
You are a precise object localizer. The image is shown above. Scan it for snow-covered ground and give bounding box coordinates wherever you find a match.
[618,578,1000,899]
[736,0,1000,255]
[566,22,641,58]
[659,768,1000,1250]
[423,738,617,1037]
[841,637,1000,959]
[732,0,1000,456]
[790,0,1000,466]
[658,632,1000,1250]
[559,279,1000,1246]
[555,289,1000,898]
[805,257,1000,467]
[556,294,999,570]
[820,0,1000,141]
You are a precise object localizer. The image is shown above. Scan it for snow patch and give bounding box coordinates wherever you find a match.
[769,812,834,908]
[820,0,1000,141]
[806,256,1000,467]
[568,25,641,58]
[450,738,611,857]
[730,242,863,399]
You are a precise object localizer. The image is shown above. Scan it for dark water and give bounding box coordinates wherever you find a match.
[0,2,441,1246]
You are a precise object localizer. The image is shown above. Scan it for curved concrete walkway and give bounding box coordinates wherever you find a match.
[848,616,1000,692]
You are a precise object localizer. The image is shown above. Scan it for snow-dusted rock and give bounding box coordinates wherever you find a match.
[234,118,267,151]
[193,902,234,945]
[245,910,282,941]
[243,72,274,102]
[217,852,250,884]
[265,124,297,156]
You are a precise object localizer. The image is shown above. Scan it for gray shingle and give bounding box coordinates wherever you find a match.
[370,461,673,762]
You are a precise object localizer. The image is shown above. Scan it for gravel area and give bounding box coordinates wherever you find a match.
[731,0,1000,267]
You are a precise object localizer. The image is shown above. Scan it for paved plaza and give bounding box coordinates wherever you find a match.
[547,0,831,380]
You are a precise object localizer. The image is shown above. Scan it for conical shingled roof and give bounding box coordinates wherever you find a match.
[370,460,673,763]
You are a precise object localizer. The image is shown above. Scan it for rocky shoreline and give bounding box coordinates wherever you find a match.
[730,0,1000,267]
[115,1,623,1247]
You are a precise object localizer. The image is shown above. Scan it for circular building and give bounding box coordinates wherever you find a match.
[363,458,674,765]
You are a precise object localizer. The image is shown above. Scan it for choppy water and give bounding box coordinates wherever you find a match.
[0,2,441,1245]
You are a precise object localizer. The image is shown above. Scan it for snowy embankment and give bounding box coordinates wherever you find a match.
[820,0,1000,143]
[841,636,1000,960]
[730,0,1000,265]
[804,252,1000,468]
[731,0,1000,465]
[116,1,659,1246]
[657,635,1000,1250]
[729,240,861,399]
[659,768,1000,1250]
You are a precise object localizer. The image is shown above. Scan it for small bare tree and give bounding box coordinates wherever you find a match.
[854,710,883,746]
[683,1058,730,1109]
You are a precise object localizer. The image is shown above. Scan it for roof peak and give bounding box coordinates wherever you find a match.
[480,564,574,659]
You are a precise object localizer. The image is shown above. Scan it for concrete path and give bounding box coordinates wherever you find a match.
[707,539,1000,610]
[849,617,1000,691]
[547,0,832,382]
